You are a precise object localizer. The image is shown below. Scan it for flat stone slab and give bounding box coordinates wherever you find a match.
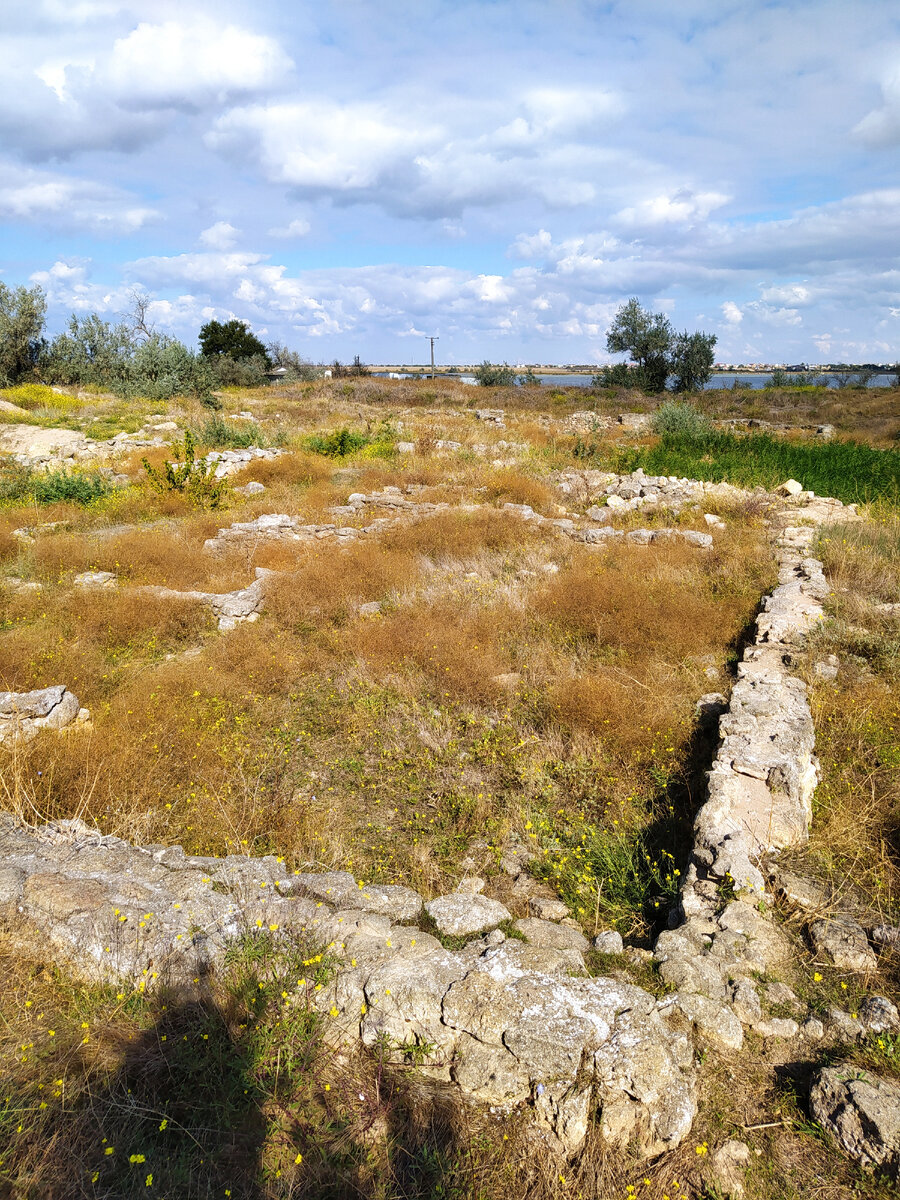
[513,917,590,952]
[425,893,511,937]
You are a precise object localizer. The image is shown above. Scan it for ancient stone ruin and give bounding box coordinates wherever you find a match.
[2,478,898,1170]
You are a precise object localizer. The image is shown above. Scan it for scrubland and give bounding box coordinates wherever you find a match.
[0,375,898,1198]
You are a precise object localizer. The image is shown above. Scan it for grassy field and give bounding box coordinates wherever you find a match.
[0,377,898,1198]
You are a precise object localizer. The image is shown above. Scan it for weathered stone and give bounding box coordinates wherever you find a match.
[705,1139,751,1198]
[513,917,590,952]
[811,1063,900,1171]
[731,980,762,1025]
[810,916,877,973]
[594,930,624,955]
[669,992,744,1050]
[858,996,900,1034]
[801,1017,825,1041]
[827,1008,865,1042]
[776,870,827,912]
[425,894,511,937]
[752,1017,799,1040]
[454,877,485,895]
[528,896,569,921]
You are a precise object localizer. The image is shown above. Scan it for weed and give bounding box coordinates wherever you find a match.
[141,430,231,509]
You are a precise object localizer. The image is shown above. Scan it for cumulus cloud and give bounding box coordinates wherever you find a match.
[721,301,742,325]
[102,19,292,110]
[0,165,158,232]
[269,218,311,238]
[199,221,240,250]
[614,189,730,228]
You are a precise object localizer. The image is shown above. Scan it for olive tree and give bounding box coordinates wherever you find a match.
[0,283,46,386]
[605,298,673,393]
[602,298,717,394]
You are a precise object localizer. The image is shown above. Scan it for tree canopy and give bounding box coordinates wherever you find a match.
[600,297,717,393]
[198,319,271,364]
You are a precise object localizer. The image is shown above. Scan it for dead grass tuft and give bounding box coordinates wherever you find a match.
[482,467,557,511]
[265,542,420,627]
[382,507,543,562]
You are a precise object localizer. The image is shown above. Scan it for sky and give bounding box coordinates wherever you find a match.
[2,0,900,366]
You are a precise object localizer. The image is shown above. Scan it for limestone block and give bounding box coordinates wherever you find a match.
[426,894,511,937]
[811,1064,900,1171]
[810,916,877,973]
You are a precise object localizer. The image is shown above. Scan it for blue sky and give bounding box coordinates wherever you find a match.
[2,0,900,365]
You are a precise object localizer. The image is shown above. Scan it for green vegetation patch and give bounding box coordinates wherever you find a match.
[304,423,397,459]
[632,431,900,506]
[0,457,112,506]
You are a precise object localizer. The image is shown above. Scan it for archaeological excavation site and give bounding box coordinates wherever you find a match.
[0,378,898,1199]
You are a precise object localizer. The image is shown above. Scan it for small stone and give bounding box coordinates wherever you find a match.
[706,1139,750,1199]
[73,570,118,589]
[605,494,627,509]
[236,481,266,496]
[827,1008,865,1042]
[395,441,415,453]
[731,980,762,1025]
[695,692,727,719]
[872,924,900,948]
[425,893,512,938]
[858,996,900,1034]
[672,992,744,1051]
[776,871,826,912]
[484,928,505,947]
[454,877,485,896]
[357,601,382,617]
[764,981,801,1010]
[801,1017,825,1041]
[810,916,877,973]
[777,479,803,496]
[703,513,726,530]
[680,529,713,548]
[752,1017,800,1040]
[594,930,624,955]
[528,896,569,921]
[814,660,838,681]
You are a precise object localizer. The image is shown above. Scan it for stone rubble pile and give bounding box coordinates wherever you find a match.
[0,685,90,745]
[652,490,866,1056]
[0,817,696,1157]
[203,447,285,478]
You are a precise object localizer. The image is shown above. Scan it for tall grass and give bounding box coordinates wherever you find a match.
[634,431,899,505]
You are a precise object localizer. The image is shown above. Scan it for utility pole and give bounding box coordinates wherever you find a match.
[428,335,439,380]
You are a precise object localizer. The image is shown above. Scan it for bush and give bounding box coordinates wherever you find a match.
[198,415,265,450]
[651,401,712,438]
[474,361,517,386]
[304,424,396,458]
[0,456,111,506]
[141,430,230,509]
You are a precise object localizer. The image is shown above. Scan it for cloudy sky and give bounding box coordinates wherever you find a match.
[2,0,900,365]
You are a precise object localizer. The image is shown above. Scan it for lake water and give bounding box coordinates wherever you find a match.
[376,372,896,390]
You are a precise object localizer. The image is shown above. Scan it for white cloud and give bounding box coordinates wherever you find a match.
[721,301,742,325]
[103,19,292,110]
[199,221,240,250]
[269,218,311,239]
[207,101,434,191]
[0,164,157,232]
[853,60,900,146]
[614,189,730,228]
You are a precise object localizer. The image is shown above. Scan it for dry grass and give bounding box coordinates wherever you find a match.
[265,542,420,627]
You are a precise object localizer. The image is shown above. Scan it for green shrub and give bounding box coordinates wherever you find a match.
[199,415,264,449]
[0,456,111,506]
[141,431,230,509]
[473,361,517,387]
[651,401,712,438]
[32,469,111,505]
[304,424,397,459]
